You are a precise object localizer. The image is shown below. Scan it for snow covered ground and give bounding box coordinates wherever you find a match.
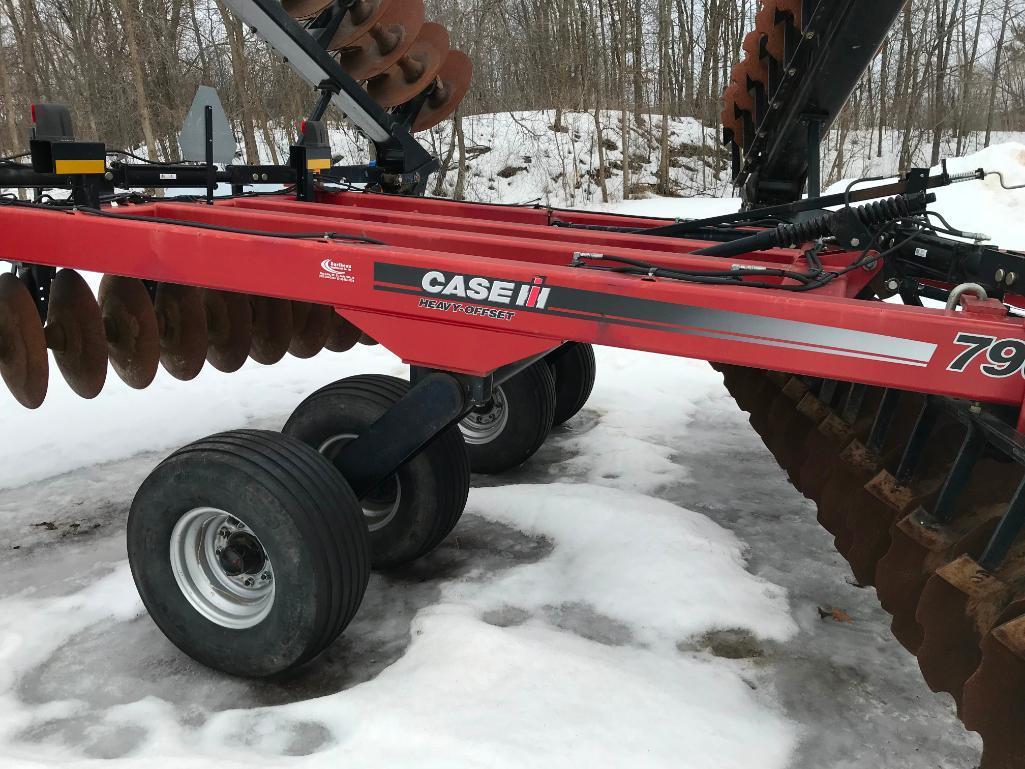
[0,345,983,769]
[6,137,1025,768]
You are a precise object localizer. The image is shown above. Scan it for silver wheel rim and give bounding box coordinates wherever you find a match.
[319,434,401,532]
[460,387,509,445]
[169,508,275,629]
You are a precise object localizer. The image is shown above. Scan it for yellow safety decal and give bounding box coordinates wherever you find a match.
[54,159,106,175]
[307,158,332,171]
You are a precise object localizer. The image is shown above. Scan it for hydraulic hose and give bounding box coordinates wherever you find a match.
[692,193,932,258]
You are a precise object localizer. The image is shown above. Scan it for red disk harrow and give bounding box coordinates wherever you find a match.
[0,1,1023,766]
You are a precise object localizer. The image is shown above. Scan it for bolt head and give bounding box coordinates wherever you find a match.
[1008,272,1018,286]
[261,572,271,581]
[850,237,861,247]
[244,577,255,587]
[215,547,223,555]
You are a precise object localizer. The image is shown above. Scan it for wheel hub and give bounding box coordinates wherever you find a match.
[459,387,509,444]
[169,508,276,629]
[217,531,267,577]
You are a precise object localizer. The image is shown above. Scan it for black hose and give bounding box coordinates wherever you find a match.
[692,194,930,257]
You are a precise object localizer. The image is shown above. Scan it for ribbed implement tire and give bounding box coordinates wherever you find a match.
[283,375,470,569]
[127,430,370,677]
[461,360,556,474]
[547,342,597,426]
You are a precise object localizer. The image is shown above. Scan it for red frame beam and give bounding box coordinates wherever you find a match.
[0,194,1022,407]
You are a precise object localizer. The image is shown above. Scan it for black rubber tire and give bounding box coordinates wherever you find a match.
[282,375,470,569]
[547,343,597,426]
[461,360,556,474]
[127,429,370,677]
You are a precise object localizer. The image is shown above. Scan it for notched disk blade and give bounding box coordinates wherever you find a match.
[338,0,424,81]
[367,22,449,108]
[412,50,473,133]
[326,0,390,50]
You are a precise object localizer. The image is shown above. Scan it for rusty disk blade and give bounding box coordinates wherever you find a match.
[358,332,379,346]
[729,66,756,115]
[204,289,252,373]
[773,0,803,28]
[915,554,1020,709]
[339,0,424,81]
[289,302,333,359]
[44,269,108,399]
[98,275,159,389]
[324,313,361,353]
[249,296,294,365]
[326,0,391,50]
[155,283,208,381]
[721,84,744,147]
[962,613,1025,766]
[0,273,48,409]
[412,50,473,132]
[367,22,449,108]
[282,0,335,20]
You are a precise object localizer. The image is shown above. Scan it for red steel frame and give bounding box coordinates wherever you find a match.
[2,190,1024,419]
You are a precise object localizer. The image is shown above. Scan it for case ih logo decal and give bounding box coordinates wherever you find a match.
[372,264,553,322]
[421,271,551,309]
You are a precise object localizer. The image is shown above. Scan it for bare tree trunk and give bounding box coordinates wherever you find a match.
[985,1,1010,147]
[116,0,159,160]
[216,0,260,163]
[454,110,467,201]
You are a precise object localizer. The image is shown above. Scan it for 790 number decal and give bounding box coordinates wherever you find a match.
[949,333,1025,378]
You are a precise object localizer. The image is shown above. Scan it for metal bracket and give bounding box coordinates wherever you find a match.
[330,371,469,498]
[800,111,828,198]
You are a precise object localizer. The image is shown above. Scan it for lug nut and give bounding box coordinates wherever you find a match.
[244,577,255,587]
[261,572,271,581]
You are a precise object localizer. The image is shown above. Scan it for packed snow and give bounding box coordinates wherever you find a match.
[4,128,1023,768]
